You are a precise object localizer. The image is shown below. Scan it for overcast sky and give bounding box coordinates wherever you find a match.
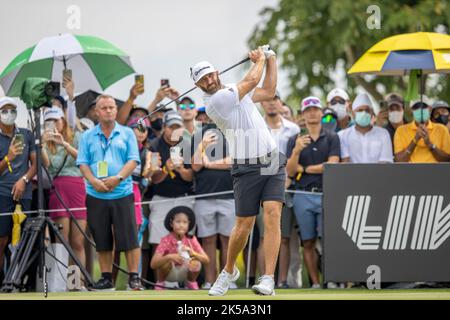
[0,0,286,127]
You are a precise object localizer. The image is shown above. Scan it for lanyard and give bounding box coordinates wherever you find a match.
[99,133,115,161]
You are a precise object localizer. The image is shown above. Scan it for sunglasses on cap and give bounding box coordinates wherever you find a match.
[322,114,337,124]
[1,109,17,115]
[330,98,346,105]
[303,98,321,107]
[179,104,196,111]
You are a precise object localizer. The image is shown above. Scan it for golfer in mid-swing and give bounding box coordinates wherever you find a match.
[191,46,286,296]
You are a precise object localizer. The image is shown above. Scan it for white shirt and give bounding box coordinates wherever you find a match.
[205,83,276,159]
[338,126,393,163]
[268,117,299,155]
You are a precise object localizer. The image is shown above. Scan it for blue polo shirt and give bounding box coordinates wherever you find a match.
[76,122,140,200]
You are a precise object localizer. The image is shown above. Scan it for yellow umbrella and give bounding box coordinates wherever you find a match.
[11,204,27,246]
[348,32,450,76]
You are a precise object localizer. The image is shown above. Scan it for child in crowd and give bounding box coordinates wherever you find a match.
[150,206,209,290]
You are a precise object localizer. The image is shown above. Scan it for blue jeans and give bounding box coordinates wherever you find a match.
[292,192,323,241]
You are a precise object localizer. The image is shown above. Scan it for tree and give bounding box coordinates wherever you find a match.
[248,0,450,109]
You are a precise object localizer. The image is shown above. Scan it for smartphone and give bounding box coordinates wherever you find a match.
[379,100,388,112]
[135,74,144,93]
[300,127,309,136]
[14,133,24,152]
[63,69,72,81]
[44,121,55,132]
[151,152,159,168]
[161,79,170,87]
[170,146,182,165]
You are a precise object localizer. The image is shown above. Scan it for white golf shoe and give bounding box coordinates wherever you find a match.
[208,266,240,296]
[252,275,275,296]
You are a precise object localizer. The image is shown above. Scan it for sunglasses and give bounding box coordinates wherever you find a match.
[303,98,321,107]
[330,98,346,105]
[322,114,337,124]
[179,104,196,111]
[1,109,17,115]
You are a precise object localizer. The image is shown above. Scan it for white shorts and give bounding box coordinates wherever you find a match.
[148,195,195,244]
[166,263,189,282]
[194,199,235,238]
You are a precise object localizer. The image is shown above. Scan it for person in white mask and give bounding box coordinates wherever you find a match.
[382,93,406,145]
[338,93,393,163]
[326,88,352,131]
[0,97,37,279]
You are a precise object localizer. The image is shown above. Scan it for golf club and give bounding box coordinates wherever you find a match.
[136,56,253,133]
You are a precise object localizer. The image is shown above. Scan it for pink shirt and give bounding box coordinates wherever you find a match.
[156,232,205,259]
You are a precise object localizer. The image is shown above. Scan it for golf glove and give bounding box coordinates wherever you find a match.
[262,44,276,59]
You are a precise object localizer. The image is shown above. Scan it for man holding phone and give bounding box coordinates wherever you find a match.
[0,97,37,281]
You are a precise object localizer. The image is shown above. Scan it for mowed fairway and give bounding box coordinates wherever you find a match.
[0,289,449,300]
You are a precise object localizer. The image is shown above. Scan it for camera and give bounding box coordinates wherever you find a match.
[161,79,170,87]
[21,78,60,109]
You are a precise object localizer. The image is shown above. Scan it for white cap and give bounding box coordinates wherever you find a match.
[44,107,65,121]
[0,97,18,109]
[190,61,217,83]
[352,93,372,111]
[327,88,349,103]
[301,96,322,112]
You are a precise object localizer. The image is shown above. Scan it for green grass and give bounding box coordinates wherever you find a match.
[1,289,449,300]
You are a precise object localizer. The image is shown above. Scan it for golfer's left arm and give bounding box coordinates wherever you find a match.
[252,56,277,103]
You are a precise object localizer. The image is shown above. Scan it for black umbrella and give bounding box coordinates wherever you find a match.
[73,90,124,118]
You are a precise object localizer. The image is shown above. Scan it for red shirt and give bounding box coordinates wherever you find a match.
[155,232,205,259]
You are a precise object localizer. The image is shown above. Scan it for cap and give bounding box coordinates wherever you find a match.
[190,61,217,83]
[385,93,404,108]
[163,110,183,127]
[129,105,149,117]
[322,107,337,119]
[327,88,349,103]
[301,96,322,112]
[197,106,206,113]
[80,117,95,130]
[127,116,150,129]
[0,97,18,109]
[352,93,372,111]
[44,106,65,121]
[53,95,67,109]
[180,96,195,105]
[431,100,450,111]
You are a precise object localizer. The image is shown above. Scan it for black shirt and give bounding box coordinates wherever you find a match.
[286,128,340,189]
[190,124,233,199]
[148,135,193,198]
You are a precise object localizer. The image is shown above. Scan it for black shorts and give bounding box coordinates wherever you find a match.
[0,195,32,237]
[86,194,139,252]
[231,152,286,217]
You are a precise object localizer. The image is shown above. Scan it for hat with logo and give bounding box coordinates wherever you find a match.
[190,61,217,83]
[163,110,184,127]
[44,106,65,121]
[326,88,349,103]
[301,96,322,112]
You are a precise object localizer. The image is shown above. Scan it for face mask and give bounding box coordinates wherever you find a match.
[388,110,404,124]
[150,118,163,131]
[435,114,449,125]
[355,111,372,127]
[331,103,348,120]
[0,109,17,126]
[413,108,430,123]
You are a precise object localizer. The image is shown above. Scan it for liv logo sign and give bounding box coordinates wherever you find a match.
[342,195,450,250]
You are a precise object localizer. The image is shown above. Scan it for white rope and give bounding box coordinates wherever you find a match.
[0,189,320,217]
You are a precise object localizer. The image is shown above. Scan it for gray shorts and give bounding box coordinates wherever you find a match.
[194,199,235,238]
[231,153,286,217]
[257,194,295,239]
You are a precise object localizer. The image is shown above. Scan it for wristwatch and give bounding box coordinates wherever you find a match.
[116,175,124,182]
[22,176,29,183]
[430,144,437,151]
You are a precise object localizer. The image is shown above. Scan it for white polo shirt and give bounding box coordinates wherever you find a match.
[338,125,393,163]
[268,117,300,155]
[205,83,276,160]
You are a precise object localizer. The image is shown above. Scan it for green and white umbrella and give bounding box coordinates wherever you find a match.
[0,33,135,97]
